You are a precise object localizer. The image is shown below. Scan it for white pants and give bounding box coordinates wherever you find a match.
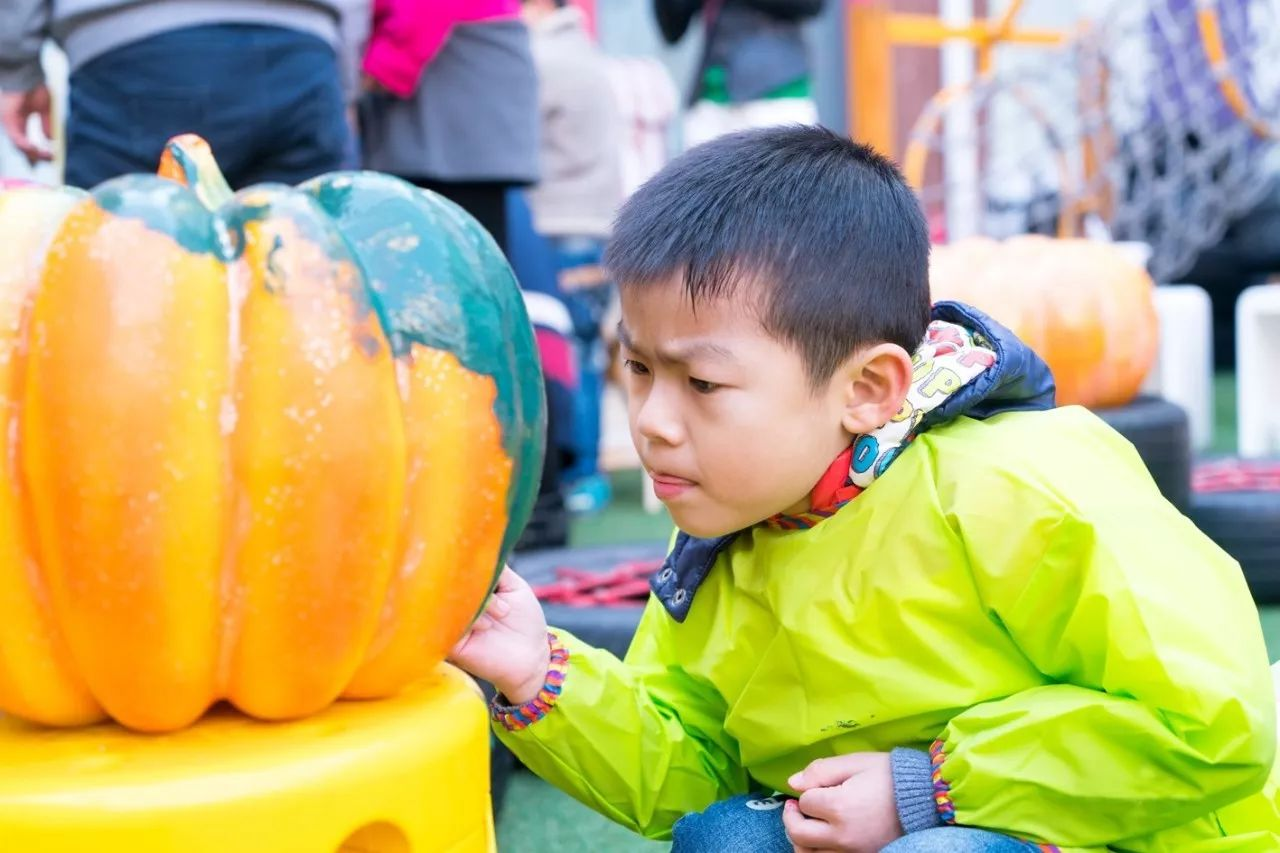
[682,97,819,151]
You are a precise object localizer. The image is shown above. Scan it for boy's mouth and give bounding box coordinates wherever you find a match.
[649,472,696,501]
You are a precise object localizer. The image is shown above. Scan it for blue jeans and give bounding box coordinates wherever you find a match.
[671,794,1040,852]
[553,236,612,484]
[66,24,350,189]
[503,188,612,483]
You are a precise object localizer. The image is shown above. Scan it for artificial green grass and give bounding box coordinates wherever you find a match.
[568,469,673,548]
[496,772,665,852]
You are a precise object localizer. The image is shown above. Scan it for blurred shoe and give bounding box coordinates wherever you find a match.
[566,474,612,515]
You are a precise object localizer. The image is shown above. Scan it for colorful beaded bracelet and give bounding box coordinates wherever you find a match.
[929,739,957,825]
[491,632,569,732]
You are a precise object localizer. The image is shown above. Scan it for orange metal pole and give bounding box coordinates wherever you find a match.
[980,0,1023,73]
[886,15,1064,47]
[1197,4,1276,139]
[848,0,897,155]
[990,0,1026,38]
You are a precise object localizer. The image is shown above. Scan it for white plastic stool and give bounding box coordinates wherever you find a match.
[1237,284,1280,457]
[1142,284,1215,450]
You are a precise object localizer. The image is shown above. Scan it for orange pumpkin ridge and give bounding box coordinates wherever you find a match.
[0,189,101,726]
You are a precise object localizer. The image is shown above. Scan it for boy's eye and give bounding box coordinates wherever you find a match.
[689,377,720,394]
[623,359,650,376]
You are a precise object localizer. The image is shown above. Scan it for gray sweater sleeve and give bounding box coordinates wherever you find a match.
[890,747,945,834]
[0,0,50,91]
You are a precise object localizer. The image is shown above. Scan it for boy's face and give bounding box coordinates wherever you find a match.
[619,277,854,537]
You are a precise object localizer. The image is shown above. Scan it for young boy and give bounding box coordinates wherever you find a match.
[451,126,1280,852]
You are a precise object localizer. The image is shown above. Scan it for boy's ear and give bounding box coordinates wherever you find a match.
[838,344,913,436]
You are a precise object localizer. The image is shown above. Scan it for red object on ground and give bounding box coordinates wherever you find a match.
[531,559,663,607]
[1193,459,1280,493]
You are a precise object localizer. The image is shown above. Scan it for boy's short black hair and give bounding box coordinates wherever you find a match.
[605,125,931,385]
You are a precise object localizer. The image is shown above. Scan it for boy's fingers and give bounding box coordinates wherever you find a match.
[494,566,526,593]
[447,630,474,660]
[782,800,832,850]
[796,786,842,822]
[789,753,871,790]
[488,595,511,618]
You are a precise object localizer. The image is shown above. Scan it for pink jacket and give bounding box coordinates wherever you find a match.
[362,0,522,98]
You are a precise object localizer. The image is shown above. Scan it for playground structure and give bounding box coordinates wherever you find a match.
[846,0,1280,457]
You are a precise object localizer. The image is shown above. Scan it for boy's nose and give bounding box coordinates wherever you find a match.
[634,388,685,447]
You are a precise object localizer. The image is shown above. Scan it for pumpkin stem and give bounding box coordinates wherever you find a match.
[157,134,234,210]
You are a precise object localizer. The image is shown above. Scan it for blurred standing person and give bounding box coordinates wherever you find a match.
[520,0,623,514]
[335,0,371,170]
[0,0,358,188]
[359,0,539,250]
[654,0,824,149]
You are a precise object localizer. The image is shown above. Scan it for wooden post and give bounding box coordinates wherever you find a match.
[848,0,897,155]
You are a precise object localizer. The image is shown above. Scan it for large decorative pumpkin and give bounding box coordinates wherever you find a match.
[929,235,1158,408]
[0,136,544,732]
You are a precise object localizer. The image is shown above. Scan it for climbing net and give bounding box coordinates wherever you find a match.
[907,0,1280,283]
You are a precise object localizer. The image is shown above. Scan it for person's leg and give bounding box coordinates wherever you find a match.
[671,794,793,853]
[232,26,349,186]
[555,237,611,498]
[502,189,561,296]
[882,827,1044,852]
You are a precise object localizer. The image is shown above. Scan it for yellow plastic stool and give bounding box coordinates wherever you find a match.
[0,664,495,852]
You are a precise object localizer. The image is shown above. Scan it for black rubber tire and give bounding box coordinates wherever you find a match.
[1091,396,1192,512]
[1188,490,1280,603]
[511,543,668,660]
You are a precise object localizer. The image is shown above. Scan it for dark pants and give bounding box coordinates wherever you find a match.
[65,24,350,190]
[409,179,512,251]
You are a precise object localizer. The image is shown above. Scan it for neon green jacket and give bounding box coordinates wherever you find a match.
[496,402,1280,850]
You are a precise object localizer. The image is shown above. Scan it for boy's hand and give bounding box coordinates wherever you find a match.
[449,567,550,705]
[783,753,902,853]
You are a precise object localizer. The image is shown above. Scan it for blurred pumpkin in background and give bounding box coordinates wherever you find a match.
[930,235,1158,408]
[0,135,544,732]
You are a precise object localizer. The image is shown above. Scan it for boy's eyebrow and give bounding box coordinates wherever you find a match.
[617,323,736,364]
